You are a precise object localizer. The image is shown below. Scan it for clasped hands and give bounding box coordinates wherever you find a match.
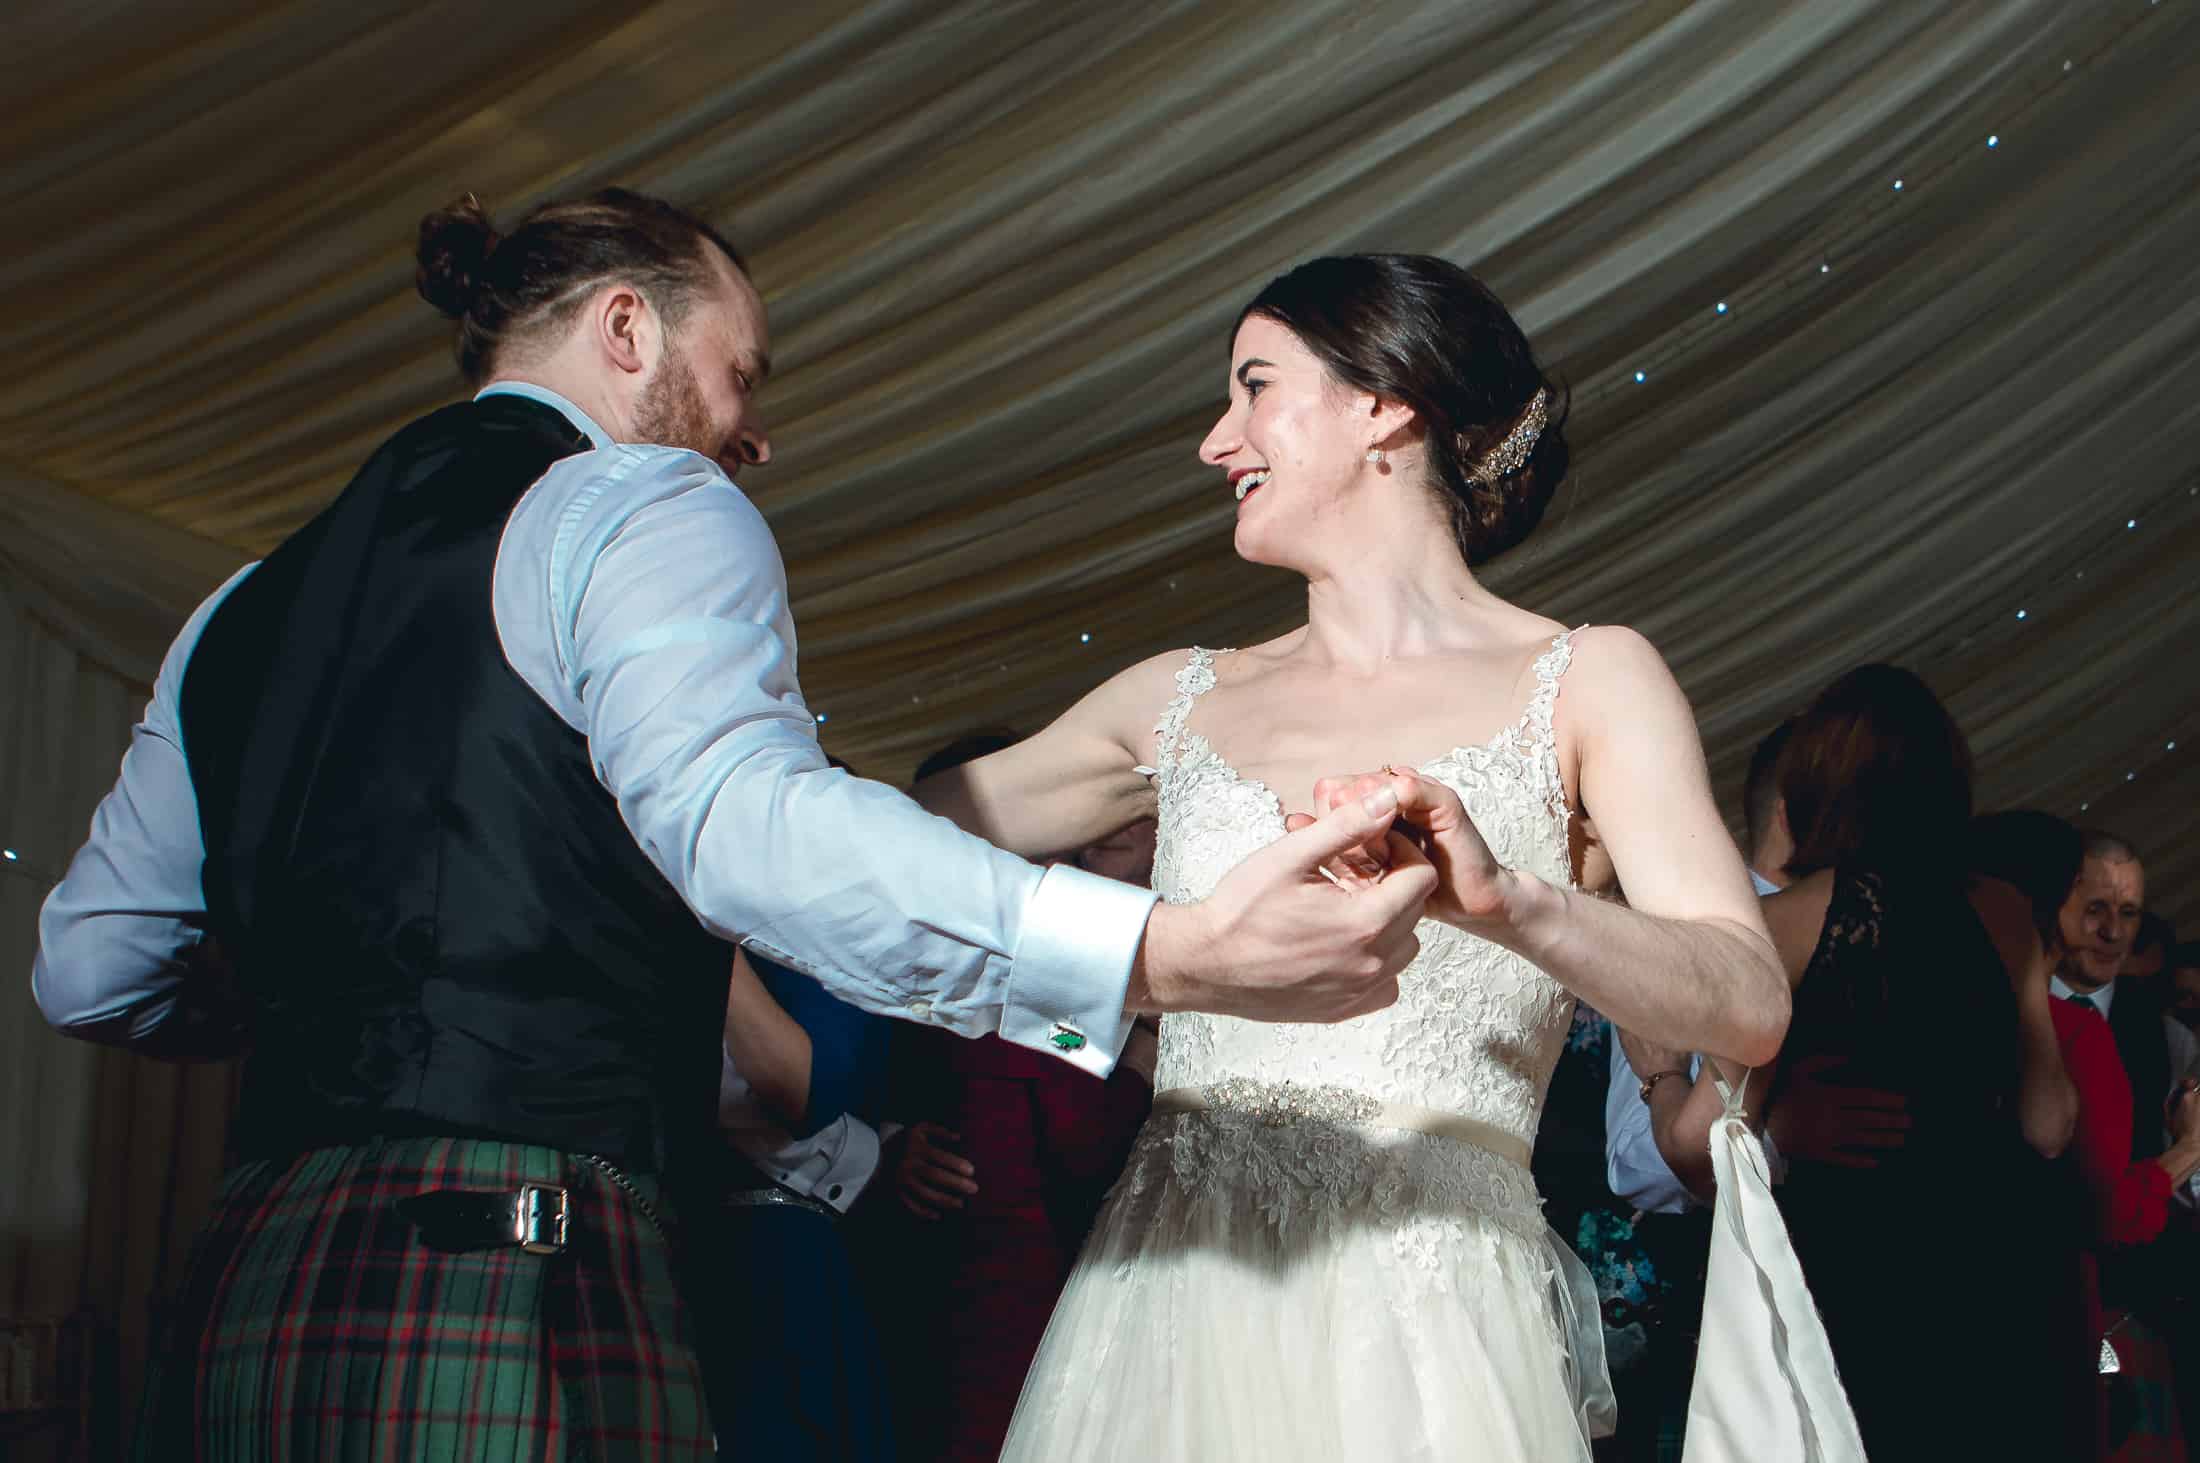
[1290,768,1516,928]
[1143,766,1518,1028]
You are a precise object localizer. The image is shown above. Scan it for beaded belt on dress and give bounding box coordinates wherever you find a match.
[1150,1079,1532,1169]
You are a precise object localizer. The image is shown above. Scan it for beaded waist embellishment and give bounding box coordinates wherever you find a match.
[1150,1080,1532,1169]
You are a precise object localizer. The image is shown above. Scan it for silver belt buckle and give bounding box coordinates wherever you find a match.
[515,1181,570,1255]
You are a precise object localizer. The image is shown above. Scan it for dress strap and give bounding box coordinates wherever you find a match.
[1520,625,1586,743]
[1143,647,1223,779]
[1505,625,1582,817]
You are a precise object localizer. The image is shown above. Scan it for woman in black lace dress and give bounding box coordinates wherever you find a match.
[1764,665,2081,1459]
[1628,663,2085,1456]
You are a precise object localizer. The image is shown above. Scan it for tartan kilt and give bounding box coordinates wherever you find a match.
[135,1136,714,1461]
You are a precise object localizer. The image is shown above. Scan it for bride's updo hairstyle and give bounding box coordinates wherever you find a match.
[1239,254,1568,566]
[416,188,746,386]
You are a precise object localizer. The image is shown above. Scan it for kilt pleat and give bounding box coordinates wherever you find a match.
[136,1137,712,1461]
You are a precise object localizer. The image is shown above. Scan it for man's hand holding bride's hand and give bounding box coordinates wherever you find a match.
[1133,787,1436,1024]
[1288,770,1513,931]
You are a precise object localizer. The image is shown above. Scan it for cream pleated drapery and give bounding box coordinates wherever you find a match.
[2,0,2198,1442]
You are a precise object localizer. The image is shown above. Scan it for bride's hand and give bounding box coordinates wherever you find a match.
[1295,770,1511,929]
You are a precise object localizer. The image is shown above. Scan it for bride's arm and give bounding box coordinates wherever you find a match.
[913,651,1181,859]
[1502,627,1788,1065]
[1620,877,1832,1201]
[1335,628,1787,1066]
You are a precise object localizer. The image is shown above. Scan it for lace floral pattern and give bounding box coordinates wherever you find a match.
[1136,634,1584,1294]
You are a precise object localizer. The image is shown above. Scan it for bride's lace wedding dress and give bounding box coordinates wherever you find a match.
[1000,631,1614,1462]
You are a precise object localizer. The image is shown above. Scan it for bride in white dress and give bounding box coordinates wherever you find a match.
[917,255,1794,1461]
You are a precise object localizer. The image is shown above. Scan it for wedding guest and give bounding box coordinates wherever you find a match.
[1624,665,2070,1460]
[703,946,898,1462]
[885,735,1160,1463]
[1534,1002,1682,1463]
[1971,811,2200,1459]
[2055,834,2200,1455]
[2054,836,2200,1171]
[928,817,1160,1463]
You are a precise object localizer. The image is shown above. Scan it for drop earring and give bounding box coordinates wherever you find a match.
[1365,447,1385,466]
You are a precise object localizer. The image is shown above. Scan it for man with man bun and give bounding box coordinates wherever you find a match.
[31,188,1433,1456]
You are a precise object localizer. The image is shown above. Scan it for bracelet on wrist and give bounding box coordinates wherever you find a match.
[1638,1068,1690,1105]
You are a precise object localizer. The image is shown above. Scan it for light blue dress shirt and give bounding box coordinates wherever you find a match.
[33,382,1151,1076]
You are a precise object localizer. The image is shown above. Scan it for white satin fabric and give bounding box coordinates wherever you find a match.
[1682,1075,1867,1462]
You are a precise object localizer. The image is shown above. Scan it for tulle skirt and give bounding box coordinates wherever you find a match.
[1000,1108,1607,1463]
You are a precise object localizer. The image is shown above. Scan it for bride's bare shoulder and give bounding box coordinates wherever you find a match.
[1556,625,1698,748]
[1564,624,1678,688]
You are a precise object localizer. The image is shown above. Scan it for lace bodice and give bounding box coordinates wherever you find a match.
[1149,632,1582,1156]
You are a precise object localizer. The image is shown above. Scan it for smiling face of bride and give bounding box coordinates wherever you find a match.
[1199,314,1408,574]
[1201,255,1569,578]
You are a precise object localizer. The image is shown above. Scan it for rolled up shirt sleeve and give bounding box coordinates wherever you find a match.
[494,445,1146,1074]
[32,564,257,1055]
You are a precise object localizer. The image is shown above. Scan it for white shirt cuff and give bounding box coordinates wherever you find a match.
[997,864,1152,1077]
[741,1114,883,1213]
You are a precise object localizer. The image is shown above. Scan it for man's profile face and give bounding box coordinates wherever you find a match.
[2056,854,2145,991]
[631,253,773,477]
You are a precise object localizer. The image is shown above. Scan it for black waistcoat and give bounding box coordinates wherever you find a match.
[180,395,731,1173]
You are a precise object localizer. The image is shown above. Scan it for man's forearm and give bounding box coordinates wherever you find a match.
[1125,902,1209,1015]
[1646,1074,1718,1204]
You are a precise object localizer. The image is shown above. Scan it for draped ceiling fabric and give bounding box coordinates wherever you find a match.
[3,4,2199,925]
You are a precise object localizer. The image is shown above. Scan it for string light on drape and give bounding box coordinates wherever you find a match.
[2076,732,2185,814]
[1964,475,2199,670]
[1601,9,2170,426]
[821,0,2175,747]
[0,846,53,884]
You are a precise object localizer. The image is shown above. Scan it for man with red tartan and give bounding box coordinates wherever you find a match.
[29,187,1435,1459]
[877,733,1161,1462]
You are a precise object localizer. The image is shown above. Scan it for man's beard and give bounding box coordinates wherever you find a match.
[631,348,718,458]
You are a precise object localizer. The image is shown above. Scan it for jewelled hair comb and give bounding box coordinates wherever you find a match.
[1467,388,1549,487]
